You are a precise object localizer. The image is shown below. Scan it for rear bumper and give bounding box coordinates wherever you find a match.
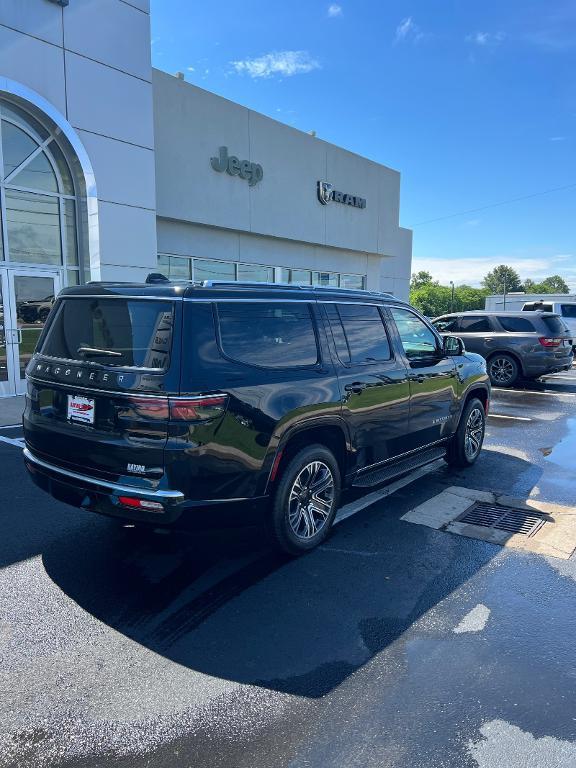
[24,447,267,529]
[24,447,186,524]
[523,354,573,378]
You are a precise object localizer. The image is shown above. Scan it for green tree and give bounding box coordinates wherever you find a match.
[540,275,569,294]
[481,265,522,294]
[410,270,437,290]
[453,285,490,311]
[410,283,452,317]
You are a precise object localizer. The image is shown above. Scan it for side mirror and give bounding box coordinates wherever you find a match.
[443,335,465,356]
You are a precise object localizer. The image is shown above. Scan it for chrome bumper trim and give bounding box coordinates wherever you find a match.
[23,447,184,502]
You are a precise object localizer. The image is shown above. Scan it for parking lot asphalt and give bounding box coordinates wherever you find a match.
[1,371,576,768]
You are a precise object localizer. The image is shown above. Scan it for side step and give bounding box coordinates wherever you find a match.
[352,445,447,488]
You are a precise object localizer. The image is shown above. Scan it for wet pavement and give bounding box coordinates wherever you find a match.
[1,371,576,767]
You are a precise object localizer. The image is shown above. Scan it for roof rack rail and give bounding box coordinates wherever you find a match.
[198,280,380,294]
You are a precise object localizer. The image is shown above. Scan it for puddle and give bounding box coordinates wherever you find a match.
[543,419,576,471]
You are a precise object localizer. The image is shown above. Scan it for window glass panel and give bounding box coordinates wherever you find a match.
[238,263,274,282]
[194,259,235,282]
[5,190,61,265]
[327,304,391,364]
[0,278,7,381]
[10,150,58,193]
[47,140,75,195]
[459,316,491,332]
[217,302,318,368]
[433,316,460,332]
[1,103,50,141]
[340,274,365,290]
[560,305,576,318]
[157,254,191,279]
[288,269,311,285]
[63,199,78,265]
[67,269,80,286]
[391,307,439,359]
[542,316,568,334]
[522,302,552,312]
[497,316,535,332]
[0,206,3,261]
[2,121,38,178]
[40,298,174,370]
[312,271,338,287]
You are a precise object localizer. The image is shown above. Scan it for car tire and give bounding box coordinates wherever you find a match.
[38,308,50,322]
[445,397,486,468]
[487,353,519,387]
[269,444,341,556]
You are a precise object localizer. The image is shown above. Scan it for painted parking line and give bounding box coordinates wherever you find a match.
[488,414,532,422]
[335,459,443,525]
[0,435,25,448]
[493,388,576,398]
[0,424,23,430]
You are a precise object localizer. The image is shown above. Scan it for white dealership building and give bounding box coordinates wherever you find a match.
[0,0,412,398]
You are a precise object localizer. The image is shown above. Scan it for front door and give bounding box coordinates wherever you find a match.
[387,306,459,451]
[0,268,61,396]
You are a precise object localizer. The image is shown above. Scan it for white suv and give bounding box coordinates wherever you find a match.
[522,301,576,338]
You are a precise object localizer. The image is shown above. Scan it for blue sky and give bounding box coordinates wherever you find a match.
[150,0,576,289]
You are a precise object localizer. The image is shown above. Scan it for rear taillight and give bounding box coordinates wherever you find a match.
[118,496,164,512]
[169,394,228,422]
[538,337,561,348]
[122,397,170,419]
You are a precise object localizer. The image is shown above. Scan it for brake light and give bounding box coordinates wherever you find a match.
[169,394,228,422]
[538,337,561,348]
[122,397,170,419]
[118,496,164,512]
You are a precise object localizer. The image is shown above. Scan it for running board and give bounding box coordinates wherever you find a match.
[352,446,447,488]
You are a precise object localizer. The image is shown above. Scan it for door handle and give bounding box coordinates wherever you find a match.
[344,382,367,394]
[409,374,425,383]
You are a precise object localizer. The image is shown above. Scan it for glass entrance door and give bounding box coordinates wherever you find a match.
[0,269,61,396]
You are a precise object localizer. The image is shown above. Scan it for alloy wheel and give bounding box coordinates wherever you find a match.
[288,461,335,540]
[464,407,484,460]
[489,357,515,385]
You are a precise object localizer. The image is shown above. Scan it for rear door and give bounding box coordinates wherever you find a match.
[387,306,459,451]
[23,294,181,487]
[323,302,410,466]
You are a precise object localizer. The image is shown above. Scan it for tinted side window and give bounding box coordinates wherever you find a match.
[433,316,460,332]
[542,316,569,334]
[561,304,576,319]
[216,302,318,369]
[459,316,491,332]
[497,316,535,332]
[391,307,439,359]
[326,304,391,364]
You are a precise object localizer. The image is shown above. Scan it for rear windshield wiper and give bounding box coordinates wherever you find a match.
[77,346,122,358]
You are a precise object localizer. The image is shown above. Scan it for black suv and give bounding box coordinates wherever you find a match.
[23,280,490,554]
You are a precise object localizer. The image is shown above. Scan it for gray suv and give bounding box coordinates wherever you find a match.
[433,311,573,387]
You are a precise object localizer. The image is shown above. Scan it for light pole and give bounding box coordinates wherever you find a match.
[503,277,507,310]
[450,281,455,313]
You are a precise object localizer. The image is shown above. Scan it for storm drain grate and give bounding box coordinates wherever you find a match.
[456,502,547,537]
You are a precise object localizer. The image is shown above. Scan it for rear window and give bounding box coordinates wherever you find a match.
[561,304,576,319]
[216,302,318,369]
[542,316,569,335]
[523,302,552,312]
[497,316,535,332]
[39,298,174,370]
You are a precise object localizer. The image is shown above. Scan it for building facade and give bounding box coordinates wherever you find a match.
[0,0,412,398]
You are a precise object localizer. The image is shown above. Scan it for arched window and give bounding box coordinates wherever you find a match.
[0,99,81,285]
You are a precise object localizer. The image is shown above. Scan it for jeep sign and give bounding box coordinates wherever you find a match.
[210,146,263,187]
[317,181,366,209]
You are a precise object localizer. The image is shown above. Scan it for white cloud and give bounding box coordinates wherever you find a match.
[231,51,321,79]
[395,17,424,44]
[327,4,342,18]
[466,31,505,46]
[411,255,576,289]
[549,136,566,141]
